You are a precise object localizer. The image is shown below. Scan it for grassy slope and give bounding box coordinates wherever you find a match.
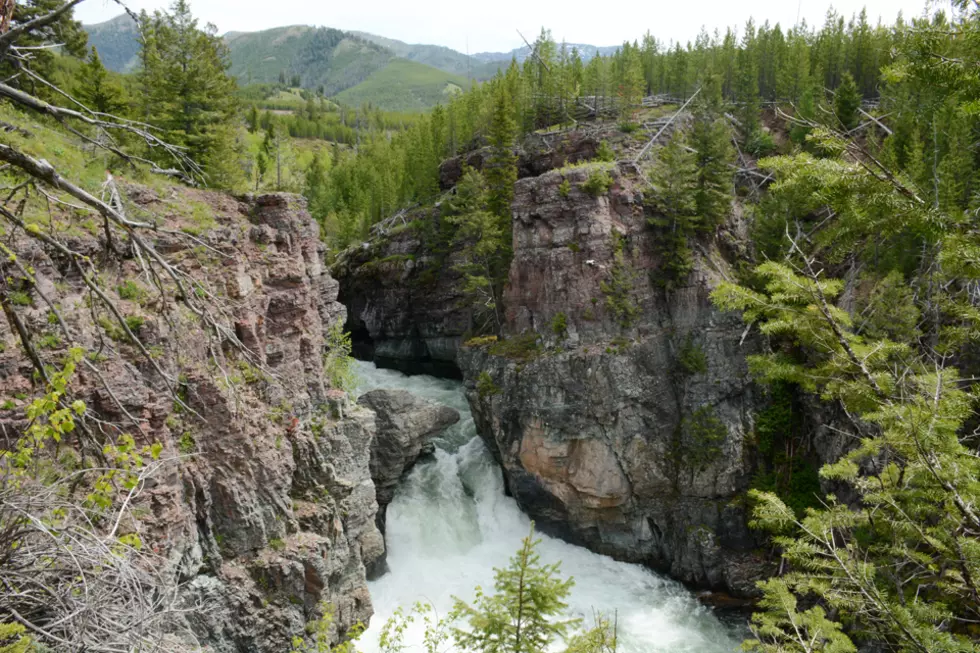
[336,59,469,112]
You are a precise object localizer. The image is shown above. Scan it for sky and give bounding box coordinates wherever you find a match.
[75,0,942,54]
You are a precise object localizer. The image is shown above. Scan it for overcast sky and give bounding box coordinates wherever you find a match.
[75,0,941,54]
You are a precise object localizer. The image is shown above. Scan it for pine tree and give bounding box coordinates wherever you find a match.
[485,84,518,220]
[446,169,507,333]
[647,136,699,289]
[5,0,87,81]
[76,47,127,115]
[450,524,579,653]
[139,0,241,186]
[690,77,734,228]
[834,71,861,131]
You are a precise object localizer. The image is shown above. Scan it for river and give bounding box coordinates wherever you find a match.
[355,360,744,653]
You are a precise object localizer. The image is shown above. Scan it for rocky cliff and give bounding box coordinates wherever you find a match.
[459,163,770,595]
[0,190,381,651]
[334,147,773,597]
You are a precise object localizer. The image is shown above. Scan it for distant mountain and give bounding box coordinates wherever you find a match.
[81,16,513,111]
[83,13,140,72]
[225,26,396,96]
[349,31,500,80]
[473,43,620,64]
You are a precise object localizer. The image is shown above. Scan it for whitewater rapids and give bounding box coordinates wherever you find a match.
[355,360,743,653]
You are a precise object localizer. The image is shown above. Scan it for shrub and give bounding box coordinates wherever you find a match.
[116,280,147,303]
[488,333,542,362]
[558,178,571,198]
[680,405,727,469]
[595,140,615,162]
[464,335,499,348]
[677,334,707,375]
[600,234,640,329]
[178,432,195,454]
[37,334,61,350]
[323,321,357,394]
[618,121,640,134]
[581,169,614,198]
[550,312,568,340]
[476,371,500,398]
[124,315,145,334]
[8,291,31,306]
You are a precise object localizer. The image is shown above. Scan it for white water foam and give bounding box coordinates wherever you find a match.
[355,360,743,653]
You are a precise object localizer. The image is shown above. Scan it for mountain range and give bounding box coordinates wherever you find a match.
[82,14,616,112]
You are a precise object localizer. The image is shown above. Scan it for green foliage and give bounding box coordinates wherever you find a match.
[139,0,243,186]
[678,405,727,469]
[599,234,640,329]
[486,83,519,220]
[449,524,578,653]
[595,141,615,163]
[690,82,734,229]
[116,280,147,303]
[550,312,569,340]
[0,622,33,653]
[446,169,511,334]
[290,602,364,653]
[323,321,357,394]
[476,371,501,399]
[713,82,980,648]
[580,169,613,198]
[676,334,707,375]
[76,47,127,115]
[488,333,542,362]
[8,291,31,307]
[833,71,862,131]
[178,431,195,454]
[36,334,61,350]
[558,179,571,198]
[647,136,698,289]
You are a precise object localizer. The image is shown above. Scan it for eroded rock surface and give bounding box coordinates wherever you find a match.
[358,389,459,576]
[459,164,769,595]
[0,190,381,651]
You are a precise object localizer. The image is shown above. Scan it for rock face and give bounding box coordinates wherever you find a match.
[0,190,382,651]
[458,163,769,595]
[438,131,600,190]
[358,389,459,575]
[333,205,474,378]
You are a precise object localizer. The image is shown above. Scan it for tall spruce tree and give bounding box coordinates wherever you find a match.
[485,83,518,220]
[647,136,699,289]
[139,0,241,186]
[690,77,734,228]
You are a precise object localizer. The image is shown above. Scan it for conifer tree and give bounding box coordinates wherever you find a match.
[834,71,861,131]
[446,169,507,333]
[450,524,579,653]
[139,0,241,186]
[690,77,734,228]
[485,84,518,220]
[76,47,127,116]
[647,136,699,289]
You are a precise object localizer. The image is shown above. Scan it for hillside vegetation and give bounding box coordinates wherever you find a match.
[336,59,468,112]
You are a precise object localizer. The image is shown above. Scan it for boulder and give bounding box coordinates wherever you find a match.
[358,389,459,577]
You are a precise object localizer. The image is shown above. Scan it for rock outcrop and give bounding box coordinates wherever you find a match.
[358,389,459,575]
[0,190,382,651]
[458,163,769,595]
[333,205,474,378]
